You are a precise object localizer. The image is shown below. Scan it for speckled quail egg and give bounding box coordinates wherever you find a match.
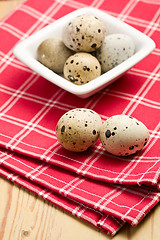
[62,14,106,52]
[56,108,102,152]
[37,38,73,74]
[63,52,101,85]
[96,34,135,72]
[100,115,149,156]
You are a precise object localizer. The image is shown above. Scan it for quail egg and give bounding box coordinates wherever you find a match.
[56,108,102,152]
[62,14,106,52]
[100,115,149,156]
[96,34,135,72]
[37,38,73,74]
[63,52,101,85]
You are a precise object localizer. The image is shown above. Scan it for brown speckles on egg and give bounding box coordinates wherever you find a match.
[63,53,101,85]
[90,110,95,114]
[129,146,134,150]
[83,66,87,71]
[76,27,80,32]
[62,14,106,52]
[56,108,102,152]
[91,43,97,48]
[105,130,111,138]
[92,130,96,135]
[96,34,135,72]
[100,114,149,156]
[61,125,65,133]
[144,140,148,146]
[68,75,78,83]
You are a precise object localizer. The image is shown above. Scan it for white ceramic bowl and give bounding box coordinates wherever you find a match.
[14,7,155,98]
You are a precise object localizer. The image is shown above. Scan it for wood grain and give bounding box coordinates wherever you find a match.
[0,2,159,239]
[0,1,23,20]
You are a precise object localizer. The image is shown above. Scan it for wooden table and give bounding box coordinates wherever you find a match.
[0,1,160,239]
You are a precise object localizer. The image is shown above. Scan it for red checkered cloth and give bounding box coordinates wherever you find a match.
[0,164,123,236]
[0,0,160,236]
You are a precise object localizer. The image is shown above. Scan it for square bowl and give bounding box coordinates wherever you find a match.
[14,7,155,98]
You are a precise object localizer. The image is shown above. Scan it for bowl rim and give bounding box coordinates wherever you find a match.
[13,7,155,98]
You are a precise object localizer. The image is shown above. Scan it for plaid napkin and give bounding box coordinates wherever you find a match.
[0,0,160,236]
[0,164,124,236]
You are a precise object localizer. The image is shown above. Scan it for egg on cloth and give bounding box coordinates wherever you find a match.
[56,108,102,152]
[63,52,101,85]
[96,33,135,72]
[37,38,73,74]
[100,115,149,156]
[62,14,106,52]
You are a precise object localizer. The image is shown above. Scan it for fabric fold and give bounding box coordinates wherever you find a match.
[0,165,124,236]
[0,0,160,236]
[0,148,159,227]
